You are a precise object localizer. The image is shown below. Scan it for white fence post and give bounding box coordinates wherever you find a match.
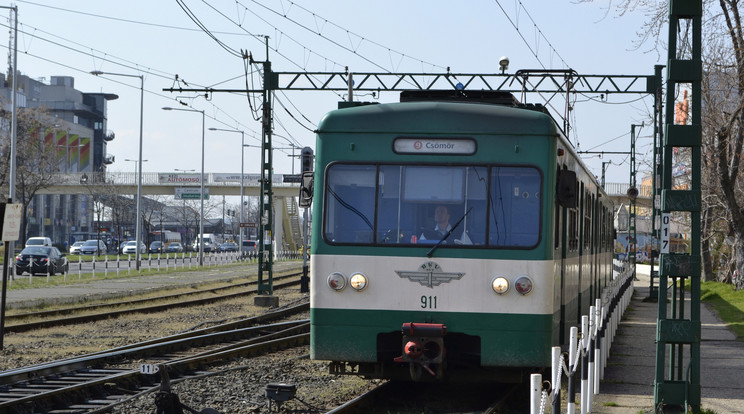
[552,346,562,414]
[568,326,579,414]
[530,373,542,414]
[594,298,602,394]
[581,314,589,414]
[587,306,595,410]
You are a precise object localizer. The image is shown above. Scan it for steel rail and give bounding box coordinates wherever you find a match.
[0,314,310,412]
[324,382,392,414]
[1,303,309,381]
[4,272,302,333]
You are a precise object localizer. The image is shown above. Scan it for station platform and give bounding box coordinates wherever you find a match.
[592,264,744,413]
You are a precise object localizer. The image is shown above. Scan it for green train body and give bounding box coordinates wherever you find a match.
[309,93,614,381]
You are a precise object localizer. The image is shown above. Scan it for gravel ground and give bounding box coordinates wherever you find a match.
[0,286,379,413]
[111,346,380,413]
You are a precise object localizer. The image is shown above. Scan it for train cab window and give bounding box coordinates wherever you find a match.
[376,165,488,246]
[323,163,541,249]
[488,167,542,247]
[324,164,377,243]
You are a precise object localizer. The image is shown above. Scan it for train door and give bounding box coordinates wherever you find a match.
[556,167,578,345]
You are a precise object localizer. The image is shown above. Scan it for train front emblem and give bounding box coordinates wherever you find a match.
[395,261,465,288]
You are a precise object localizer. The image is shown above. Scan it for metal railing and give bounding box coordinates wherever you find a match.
[51,171,301,188]
[531,260,634,414]
[8,250,303,286]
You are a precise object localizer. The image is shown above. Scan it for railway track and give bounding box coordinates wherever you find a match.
[4,271,303,333]
[323,380,523,414]
[0,302,310,413]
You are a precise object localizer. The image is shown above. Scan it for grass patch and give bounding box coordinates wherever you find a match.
[689,280,744,340]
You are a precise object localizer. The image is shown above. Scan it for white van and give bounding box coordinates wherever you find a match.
[193,233,218,252]
[25,237,53,247]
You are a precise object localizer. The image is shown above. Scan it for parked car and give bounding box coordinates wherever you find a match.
[15,246,69,275]
[149,241,164,253]
[242,240,257,251]
[69,241,85,254]
[25,237,53,247]
[121,241,146,254]
[80,239,107,255]
[165,242,184,253]
[220,241,238,252]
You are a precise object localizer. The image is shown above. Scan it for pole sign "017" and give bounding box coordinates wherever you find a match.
[660,213,670,254]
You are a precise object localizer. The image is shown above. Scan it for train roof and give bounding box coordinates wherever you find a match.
[317,96,560,137]
[317,91,611,203]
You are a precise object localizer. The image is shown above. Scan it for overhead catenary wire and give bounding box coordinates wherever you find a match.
[175,0,243,59]
[0,27,261,144]
[239,0,447,72]
[492,0,571,70]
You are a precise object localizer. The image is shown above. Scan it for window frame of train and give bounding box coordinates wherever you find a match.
[322,162,543,249]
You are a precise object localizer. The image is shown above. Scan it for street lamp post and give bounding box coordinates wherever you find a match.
[208,127,245,254]
[124,158,148,250]
[0,4,18,352]
[163,107,206,266]
[91,70,145,270]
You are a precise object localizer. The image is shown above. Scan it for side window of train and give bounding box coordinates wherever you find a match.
[554,167,562,250]
[556,169,578,208]
[554,199,560,250]
[583,190,592,250]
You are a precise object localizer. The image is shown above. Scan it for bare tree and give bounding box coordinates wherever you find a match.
[140,195,171,247]
[583,0,744,282]
[80,171,119,256]
[0,105,62,242]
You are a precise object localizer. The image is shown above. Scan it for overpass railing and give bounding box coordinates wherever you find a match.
[603,182,652,199]
[50,172,300,188]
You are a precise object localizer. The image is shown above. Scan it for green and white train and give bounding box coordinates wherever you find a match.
[309,91,615,382]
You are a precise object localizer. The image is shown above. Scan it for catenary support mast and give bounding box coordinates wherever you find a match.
[654,1,702,411]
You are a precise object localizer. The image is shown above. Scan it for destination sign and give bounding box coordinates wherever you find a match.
[393,137,476,155]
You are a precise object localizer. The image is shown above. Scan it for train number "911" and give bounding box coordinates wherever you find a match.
[421,295,438,309]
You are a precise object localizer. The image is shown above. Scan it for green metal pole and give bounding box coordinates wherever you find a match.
[257,38,275,296]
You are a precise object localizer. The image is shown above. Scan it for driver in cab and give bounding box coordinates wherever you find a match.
[419,205,472,245]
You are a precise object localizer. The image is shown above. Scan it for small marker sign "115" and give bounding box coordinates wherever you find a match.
[139,364,160,374]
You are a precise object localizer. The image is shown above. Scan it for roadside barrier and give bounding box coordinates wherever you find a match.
[531,260,634,414]
[7,249,303,285]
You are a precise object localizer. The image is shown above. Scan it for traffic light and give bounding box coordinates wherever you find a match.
[301,147,314,173]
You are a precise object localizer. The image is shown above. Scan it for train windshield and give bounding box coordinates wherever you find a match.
[324,164,542,248]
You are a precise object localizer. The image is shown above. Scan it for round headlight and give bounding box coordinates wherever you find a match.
[515,276,533,295]
[492,276,509,294]
[349,273,368,291]
[327,272,346,291]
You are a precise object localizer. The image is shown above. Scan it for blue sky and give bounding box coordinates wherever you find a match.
[3,0,660,184]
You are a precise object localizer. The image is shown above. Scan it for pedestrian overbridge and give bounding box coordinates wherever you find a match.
[30,173,648,253]
[603,183,653,208]
[37,171,305,252]
[37,172,301,197]
[38,172,651,201]
[37,172,650,206]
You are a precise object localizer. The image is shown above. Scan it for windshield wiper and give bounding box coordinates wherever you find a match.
[427,207,472,257]
[327,186,373,230]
